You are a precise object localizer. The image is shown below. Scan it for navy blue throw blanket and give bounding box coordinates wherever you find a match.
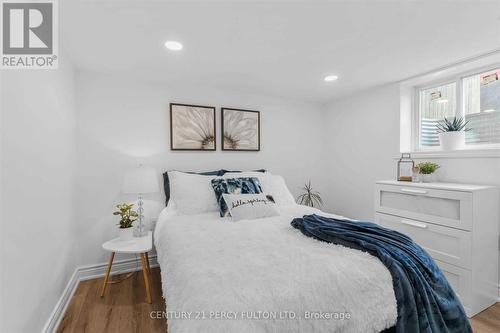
[291,214,471,333]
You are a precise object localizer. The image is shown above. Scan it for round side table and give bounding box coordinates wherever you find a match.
[101,231,153,303]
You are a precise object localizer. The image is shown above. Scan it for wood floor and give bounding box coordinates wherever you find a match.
[471,302,500,333]
[58,267,499,333]
[57,267,166,333]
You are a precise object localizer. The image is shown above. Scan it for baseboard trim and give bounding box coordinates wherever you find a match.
[41,269,80,333]
[42,254,158,333]
[79,254,159,281]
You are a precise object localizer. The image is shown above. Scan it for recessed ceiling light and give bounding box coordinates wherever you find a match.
[164,40,183,51]
[324,75,339,82]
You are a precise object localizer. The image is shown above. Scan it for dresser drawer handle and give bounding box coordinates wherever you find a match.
[400,188,428,195]
[401,219,428,229]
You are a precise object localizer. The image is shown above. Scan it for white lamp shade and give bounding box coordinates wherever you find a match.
[122,166,159,194]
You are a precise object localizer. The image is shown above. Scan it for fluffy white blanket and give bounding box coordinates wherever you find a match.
[154,205,397,333]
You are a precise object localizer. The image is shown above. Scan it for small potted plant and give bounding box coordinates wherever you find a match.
[297,181,323,207]
[436,116,470,151]
[416,162,439,183]
[113,203,138,241]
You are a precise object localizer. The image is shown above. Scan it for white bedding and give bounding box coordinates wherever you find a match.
[154,204,397,333]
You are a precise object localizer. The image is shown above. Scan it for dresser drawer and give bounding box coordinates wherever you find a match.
[375,184,473,231]
[375,213,472,269]
[434,260,472,317]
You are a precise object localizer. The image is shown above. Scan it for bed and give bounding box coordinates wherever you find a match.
[154,202,398,333]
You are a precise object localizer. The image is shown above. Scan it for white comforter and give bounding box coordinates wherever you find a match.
[154,204,397,333]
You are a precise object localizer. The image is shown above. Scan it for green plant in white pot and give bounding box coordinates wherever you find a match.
[436,116,470,151]
[416,162,439,183]
[113,203,138,241]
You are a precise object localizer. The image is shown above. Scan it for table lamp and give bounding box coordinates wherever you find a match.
[122,165,159,237]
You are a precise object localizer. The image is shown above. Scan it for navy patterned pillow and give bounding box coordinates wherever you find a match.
[211,177,263,217]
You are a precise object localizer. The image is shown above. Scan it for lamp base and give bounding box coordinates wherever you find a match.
[135,194,148,237]
[135,224,148,237]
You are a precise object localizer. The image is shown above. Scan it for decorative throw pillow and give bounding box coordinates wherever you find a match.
[223,171,271,193]
[211,177,263,217]
[225,173,296,206]
[222,193,280,222]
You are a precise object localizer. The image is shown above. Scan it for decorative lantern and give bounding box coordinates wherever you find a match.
[397,153,414,182]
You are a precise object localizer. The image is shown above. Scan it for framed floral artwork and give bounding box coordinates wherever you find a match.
[170,103,216,150]
[221,108,260,151]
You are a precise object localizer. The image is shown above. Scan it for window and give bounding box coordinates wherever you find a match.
[419,82,457,147]
[463,69,500,145]
[417,67,500,150]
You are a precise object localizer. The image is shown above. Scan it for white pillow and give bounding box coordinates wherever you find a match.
[168,171,219,215]
[223,193,280,222]
[267,175,296,206]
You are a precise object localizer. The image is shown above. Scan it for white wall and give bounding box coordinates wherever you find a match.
[322,84,401,218]
[74,71,328,267]
[323,83,500,283]
[0,59,77,332]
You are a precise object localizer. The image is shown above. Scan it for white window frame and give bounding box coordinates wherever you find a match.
[412,64,500,153]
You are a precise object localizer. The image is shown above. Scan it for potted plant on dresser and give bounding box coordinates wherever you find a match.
[416,162,439,182]
[113,203,138,241]
[437,116,470,150]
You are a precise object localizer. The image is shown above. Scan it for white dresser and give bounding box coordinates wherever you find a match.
[374,180,499,317]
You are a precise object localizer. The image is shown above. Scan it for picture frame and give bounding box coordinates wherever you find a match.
[221,108,260,151]
[170,103,216,151]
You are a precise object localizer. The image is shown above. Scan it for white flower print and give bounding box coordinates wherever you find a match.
[172,106,215,149]
[223,110,258,150]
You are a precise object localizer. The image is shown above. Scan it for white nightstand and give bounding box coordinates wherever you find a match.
[100,231,153,303]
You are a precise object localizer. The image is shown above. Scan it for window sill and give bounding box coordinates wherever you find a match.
[395,148,500,159]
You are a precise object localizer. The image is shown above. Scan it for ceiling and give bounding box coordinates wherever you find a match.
[63,0,500,103]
